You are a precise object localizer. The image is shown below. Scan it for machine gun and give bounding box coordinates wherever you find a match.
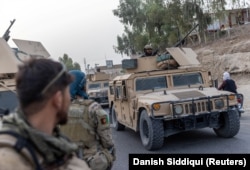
[2,19,16,42]
[174,23,199,47]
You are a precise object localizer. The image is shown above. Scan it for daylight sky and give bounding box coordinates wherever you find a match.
[0,0,129,70]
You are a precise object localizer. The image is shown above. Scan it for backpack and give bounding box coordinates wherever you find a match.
[0,130,42,170]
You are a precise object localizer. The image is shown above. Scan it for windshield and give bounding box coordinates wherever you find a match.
[88,83,101,89]
[173,72,203,87]
[103,82,109,88]
[136,76,167,91]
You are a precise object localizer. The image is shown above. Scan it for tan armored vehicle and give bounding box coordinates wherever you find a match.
[0,37,50,115]
[86,71,110,107]
[108,47,244,151]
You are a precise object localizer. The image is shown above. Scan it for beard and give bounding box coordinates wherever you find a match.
[57,106,68,125]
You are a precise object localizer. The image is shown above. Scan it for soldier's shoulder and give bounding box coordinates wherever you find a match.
[0,146,33,169]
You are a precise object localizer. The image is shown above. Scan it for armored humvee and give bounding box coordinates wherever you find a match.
[86,71,110,107]
[108,47,244,151]
[0,37,50,115]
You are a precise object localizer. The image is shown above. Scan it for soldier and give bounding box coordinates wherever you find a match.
[0,58,91,170]
[141,44,158,57]
[60,70,116,170]
[69,70,89,99]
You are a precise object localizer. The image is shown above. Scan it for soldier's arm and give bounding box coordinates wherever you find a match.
[96,108,114,149]
[89,102,114,149]
[218,80,226,90]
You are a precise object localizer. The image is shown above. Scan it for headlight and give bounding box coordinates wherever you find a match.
[174,104,183,115]
[215,99,224,109]
[228,94,235,100]
[152,103,161,111]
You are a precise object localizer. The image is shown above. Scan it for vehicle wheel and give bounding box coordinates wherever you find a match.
[111,106,125,131]
[139,110,164,151]
[213,109,240,138]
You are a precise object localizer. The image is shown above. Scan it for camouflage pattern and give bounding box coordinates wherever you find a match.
[60,99,115,170]
[0,112,91,170]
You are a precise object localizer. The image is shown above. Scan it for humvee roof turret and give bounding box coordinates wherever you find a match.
[0,38,18,113]
[0,37,50,114]
[108,47,244,151]
[86,71,110,107]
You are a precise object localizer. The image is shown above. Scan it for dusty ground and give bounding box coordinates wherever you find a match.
[191,24,250,110]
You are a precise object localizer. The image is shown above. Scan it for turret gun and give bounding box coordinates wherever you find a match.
[174,24,199,47]
[2,19,16,42]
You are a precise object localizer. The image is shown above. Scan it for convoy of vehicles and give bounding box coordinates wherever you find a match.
[0,21,245,152]
[108,47,244,151]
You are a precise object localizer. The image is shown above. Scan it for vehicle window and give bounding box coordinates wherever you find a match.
[136,76,167,91]
[88,83,101,89]
[103,82,109,88]
[109,86,114,95]
[115,86,121,99]
[173,72,203,87]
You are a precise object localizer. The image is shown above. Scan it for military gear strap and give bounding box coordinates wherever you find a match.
[0,130,42,170]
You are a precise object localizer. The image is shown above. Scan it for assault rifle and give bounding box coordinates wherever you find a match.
[2,19,16,42]
[174,23,199,47]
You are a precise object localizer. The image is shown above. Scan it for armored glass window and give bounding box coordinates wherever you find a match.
[136,76,167,91]
[109,86,114,95]
[103,82,109,88]
[173,72,203,87]
[88,83,101,89]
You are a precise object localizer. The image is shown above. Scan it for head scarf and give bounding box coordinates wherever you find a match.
[223,72,230,80]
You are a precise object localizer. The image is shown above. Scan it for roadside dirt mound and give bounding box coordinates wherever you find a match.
[191,24,250,109]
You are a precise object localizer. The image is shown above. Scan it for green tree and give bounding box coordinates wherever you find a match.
[58,54,81,71]
[113,0,212,56]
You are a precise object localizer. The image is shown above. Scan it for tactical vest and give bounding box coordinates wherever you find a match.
[60,99,98,148]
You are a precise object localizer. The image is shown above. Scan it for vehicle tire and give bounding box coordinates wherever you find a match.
[213,109,240,138]
[111,106,125,131]
[139,110,164,151]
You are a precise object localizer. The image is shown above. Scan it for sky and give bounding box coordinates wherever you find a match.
[0,0,130,70]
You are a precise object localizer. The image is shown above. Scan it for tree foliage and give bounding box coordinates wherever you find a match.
[113,0,243,56]
[58,54,81,71]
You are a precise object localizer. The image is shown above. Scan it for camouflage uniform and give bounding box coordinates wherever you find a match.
[0,110,91,170]
[60,99,116,170]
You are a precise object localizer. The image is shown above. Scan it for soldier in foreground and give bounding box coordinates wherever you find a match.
[60,70,116,170]
[0,58,91,170]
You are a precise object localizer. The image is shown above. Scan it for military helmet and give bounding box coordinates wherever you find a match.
[144,44,152,50]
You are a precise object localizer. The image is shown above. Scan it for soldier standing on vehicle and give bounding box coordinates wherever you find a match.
[60,70,116,170]
[0,58,91,170]
[141,44,158,57]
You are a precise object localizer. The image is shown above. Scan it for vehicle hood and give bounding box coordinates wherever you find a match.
[137,87,232,105]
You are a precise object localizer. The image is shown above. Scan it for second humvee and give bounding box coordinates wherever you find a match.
[108,47,244,151]
[86,71,110,107]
